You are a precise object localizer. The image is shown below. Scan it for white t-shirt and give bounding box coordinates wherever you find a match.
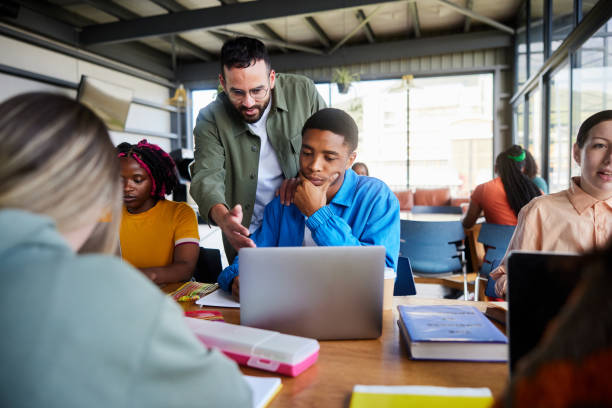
[247,102,283,233]
[302,223,318,247]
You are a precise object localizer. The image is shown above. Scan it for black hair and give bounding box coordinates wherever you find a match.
[496,144,542,216]
[352,162,369,176]
[116,139,178,199]
[220,36,271,79]
[301,108,359,152]
[576,110,612,148]
[523,149,538,179]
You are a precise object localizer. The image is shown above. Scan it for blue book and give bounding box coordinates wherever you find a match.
[398,305,508,362]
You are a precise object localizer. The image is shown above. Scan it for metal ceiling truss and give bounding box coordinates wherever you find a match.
[2,0,521,85]
[178,30,512,88]
[305,16,331,48]
[356,9,377,43]
[81,0,214,60]
[464,0,474,33]
[409,2,421,38]
[79,0,412,45]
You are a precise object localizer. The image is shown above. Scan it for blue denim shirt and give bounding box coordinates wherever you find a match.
[218,169,400,291]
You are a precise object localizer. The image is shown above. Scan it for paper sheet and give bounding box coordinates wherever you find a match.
[244,375,282,408]
[195,288,240,308]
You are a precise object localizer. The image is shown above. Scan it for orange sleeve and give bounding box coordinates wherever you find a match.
[173,203,199,246]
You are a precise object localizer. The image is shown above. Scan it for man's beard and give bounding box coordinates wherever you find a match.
[238,97,270,124]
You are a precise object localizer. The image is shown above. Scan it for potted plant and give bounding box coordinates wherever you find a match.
[332,68,359,94]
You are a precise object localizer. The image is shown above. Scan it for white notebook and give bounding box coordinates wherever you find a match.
[244,375,282,408]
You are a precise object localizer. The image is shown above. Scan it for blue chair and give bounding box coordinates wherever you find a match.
[394,256,417,296]
[411,205,463,214]
[476,223,515,299]
[400,219,469,299]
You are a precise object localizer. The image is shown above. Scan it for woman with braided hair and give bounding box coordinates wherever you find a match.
[462,144,542,228]
[118,140,200,285]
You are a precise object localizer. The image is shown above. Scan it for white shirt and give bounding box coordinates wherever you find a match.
[247,102,283,233]
[302,224,318,247]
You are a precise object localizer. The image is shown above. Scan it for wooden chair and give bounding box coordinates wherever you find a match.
[476,223,516,300]
[400,219,475,300]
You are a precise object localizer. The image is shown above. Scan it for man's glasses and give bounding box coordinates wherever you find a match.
[227,83,270,102]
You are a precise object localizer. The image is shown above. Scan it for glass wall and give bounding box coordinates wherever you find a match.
[513,1,611,193]
[552,1,575,53]
[193,75,493,194]
[527,88,542,168]
[407,74,493,196]
[530,0,545,75]
[571,17,612,176]
[517,3,528,89]
[548,63,571,192]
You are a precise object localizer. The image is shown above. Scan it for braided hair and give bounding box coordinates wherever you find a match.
[496,145,542,216]
[116,139,178,199]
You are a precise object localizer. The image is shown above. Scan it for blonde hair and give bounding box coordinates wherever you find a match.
[0,92,122,254]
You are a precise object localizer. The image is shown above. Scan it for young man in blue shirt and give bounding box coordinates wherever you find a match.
[218,108,400,300]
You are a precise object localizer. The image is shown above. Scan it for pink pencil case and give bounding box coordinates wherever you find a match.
[185,317,319,377]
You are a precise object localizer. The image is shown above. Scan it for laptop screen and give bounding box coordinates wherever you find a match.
[507,251,582,373]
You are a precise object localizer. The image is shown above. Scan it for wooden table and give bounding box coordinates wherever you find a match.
[166,284,508,407]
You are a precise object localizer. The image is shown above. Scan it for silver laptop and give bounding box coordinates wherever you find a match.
[239,246,385,340]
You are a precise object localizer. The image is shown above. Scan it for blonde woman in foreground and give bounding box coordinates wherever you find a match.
[0,93,250,407]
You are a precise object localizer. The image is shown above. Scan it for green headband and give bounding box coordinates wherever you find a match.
[507,150,526,162]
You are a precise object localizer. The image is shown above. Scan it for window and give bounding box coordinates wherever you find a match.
[516,3,528,88]
[548,63,571,192]
[191,89,218,124]
[551,0,574,53]
[530,0,545,75]
[408,74,493,196]
[514,101,525,146]
[571,17,612,177]
[527,88,542,170]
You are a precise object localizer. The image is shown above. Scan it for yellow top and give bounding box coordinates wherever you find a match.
[120,200,199,269]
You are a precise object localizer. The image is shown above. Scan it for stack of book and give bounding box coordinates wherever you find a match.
[397,305,508,362]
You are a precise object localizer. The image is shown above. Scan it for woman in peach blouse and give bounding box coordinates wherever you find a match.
[491,110,612,297]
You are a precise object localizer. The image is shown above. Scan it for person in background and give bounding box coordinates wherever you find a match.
[118,140,200,285]
[190,36,326,264]
[495,242,612,407]
[352,162,369,176]
[0,92,250,407]
[524,149,549,193]
[491,110,612,297]
[462,144,542,228]
[218,108,400,300]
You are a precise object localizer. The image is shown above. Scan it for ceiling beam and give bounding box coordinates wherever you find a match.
[210,28,324,55]
[304,16,331,48]
[328,5,384,54]
[409,2,420,38]
[219,0,288,53]
[253,23,289,53]
[430,0,514,35]
[147,0,185,13]
[10,0,94,27]
[179,30,512,87]
[80,0,410,45]
[356,9,376,43]
[463,0,473,33]
[81,0,214,60]
[147,0,229,44]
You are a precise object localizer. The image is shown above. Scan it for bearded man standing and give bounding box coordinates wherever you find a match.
[190,37,326,263]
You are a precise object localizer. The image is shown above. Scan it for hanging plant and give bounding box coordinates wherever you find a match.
[332,68,360,94]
